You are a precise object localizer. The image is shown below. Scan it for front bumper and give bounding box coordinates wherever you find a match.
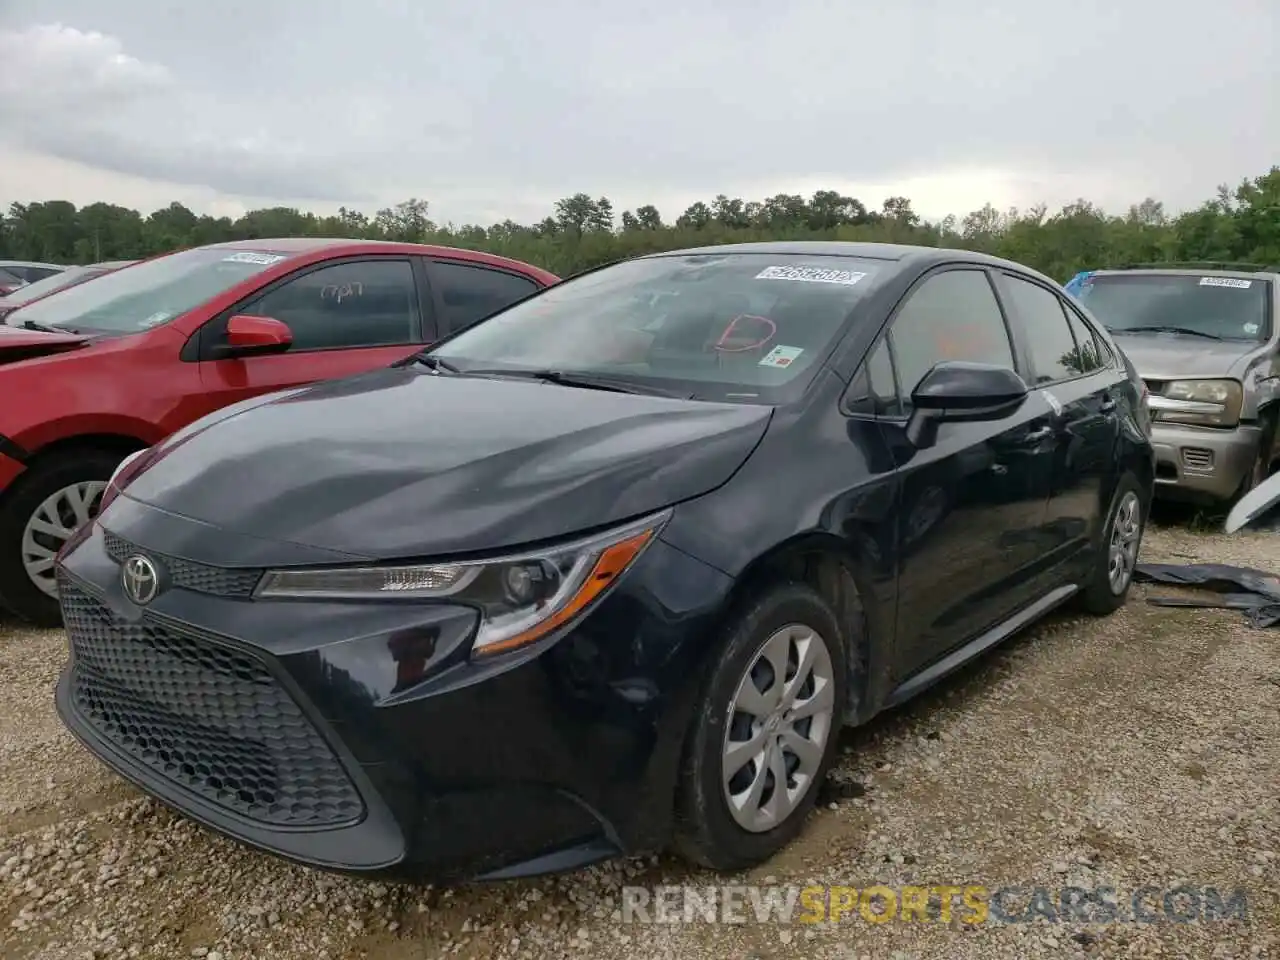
[54,511,733,882]
[1150,421,1261,501]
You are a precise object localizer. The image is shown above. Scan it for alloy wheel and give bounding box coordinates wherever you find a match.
[721,623,836,833]
[20,480,106,598]
[1107,490,1142,595]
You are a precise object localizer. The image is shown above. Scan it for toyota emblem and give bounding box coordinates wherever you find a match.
[121,554,160,606]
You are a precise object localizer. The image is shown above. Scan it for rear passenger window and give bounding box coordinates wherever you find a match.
[1067,303,1114,370]
[430,260,539,335]
[1062,305,1106,373]
[888,269,1015,409]
[999,275,1081,383]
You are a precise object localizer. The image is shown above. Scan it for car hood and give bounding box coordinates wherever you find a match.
[0,323,90,364]
[121,369,773,560]
[1110,333,1258,379]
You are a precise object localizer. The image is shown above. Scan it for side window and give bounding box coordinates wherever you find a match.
[999,275,1082,383]
[24,267,63,283]
[430,260,539,335]
[1061,303,1106,373]
[888,269,1015,409]
[246,259,419,351]
[845,338,901,416]
[1066,303,1114,370]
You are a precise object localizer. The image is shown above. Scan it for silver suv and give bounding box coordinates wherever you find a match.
[1071,263,1278,504]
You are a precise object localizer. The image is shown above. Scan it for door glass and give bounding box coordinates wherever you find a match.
[1062,303,1106,373]
[888,270,1015,409]
[1066,303,1114,370]
[1000,275,1082,383]
[431,260,538,335]
[246,259,418,350]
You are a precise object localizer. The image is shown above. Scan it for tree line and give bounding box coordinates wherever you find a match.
[1,166,1276,282]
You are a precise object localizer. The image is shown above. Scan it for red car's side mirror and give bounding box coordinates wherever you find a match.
[218,314,293,358]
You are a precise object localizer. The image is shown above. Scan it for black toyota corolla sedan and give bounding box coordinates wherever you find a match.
[55,242,1154,882]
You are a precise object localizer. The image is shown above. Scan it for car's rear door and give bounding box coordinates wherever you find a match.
[993,271,1123,563]
[192,255,433,415]
[420,256,544,339]
[869,266,1059,679]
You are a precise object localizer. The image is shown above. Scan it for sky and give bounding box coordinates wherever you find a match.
[0,0,1276,228]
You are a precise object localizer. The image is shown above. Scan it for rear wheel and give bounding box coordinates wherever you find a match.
[0,449,122,626]
[1080,471,1147,616]
[673,582,847,871]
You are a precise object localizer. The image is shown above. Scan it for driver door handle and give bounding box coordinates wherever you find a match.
[1099,394,1118,413]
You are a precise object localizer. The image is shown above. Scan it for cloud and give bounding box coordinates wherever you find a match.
[0,22,381,202]
[0,1,1276,224]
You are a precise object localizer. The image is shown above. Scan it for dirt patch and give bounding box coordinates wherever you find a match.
[1,526,1277,960]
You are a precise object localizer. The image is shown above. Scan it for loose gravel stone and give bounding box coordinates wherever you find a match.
[0,522,1276,959]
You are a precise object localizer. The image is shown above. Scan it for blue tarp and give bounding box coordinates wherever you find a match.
[1063,270,1093,299]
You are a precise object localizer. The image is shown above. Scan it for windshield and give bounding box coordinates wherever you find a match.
[9,247,291,333]
[0,265,97,307]
[430,253,884,402]
[1077,274,1269,342]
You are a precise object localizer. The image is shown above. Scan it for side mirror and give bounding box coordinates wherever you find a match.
[905,361,1029,448]
[213,314,293,359]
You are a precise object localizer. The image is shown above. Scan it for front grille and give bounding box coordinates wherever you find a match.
[101,529,263,597]
[61,576,364,828]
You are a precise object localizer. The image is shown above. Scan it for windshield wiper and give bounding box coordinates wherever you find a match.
[465,368,692,398]
[21,319,65,334]
[1115,325,1223,340]
[393,353,462,373]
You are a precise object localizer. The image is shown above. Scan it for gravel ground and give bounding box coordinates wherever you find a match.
[1,520,1277,960]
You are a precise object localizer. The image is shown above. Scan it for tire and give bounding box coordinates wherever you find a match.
[0,448,123,627]
[1080,471,1147,616]
[673,582,848,871]
[1236,411,1278,502]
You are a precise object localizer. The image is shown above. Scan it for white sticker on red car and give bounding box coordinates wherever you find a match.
[755,265,867,285]
[1199,277,1252,288]
[223,252,286,266]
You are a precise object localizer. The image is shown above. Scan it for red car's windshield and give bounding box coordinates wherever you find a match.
[11,248,290,333]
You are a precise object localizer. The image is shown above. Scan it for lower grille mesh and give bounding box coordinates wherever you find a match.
[61,576,364,828]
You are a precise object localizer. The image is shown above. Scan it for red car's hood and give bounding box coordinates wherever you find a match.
[0,324,91,365]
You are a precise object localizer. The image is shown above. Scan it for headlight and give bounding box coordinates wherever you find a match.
[255,511,669,657]
[1152,379,1243,427]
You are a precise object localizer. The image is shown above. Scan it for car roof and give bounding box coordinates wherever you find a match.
[190,238,557,281]
[643,240,1062,284]
[0,260,64,270]
[1088,265,1279,281]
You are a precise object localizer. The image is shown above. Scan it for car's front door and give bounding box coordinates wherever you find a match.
[995,271,1123,562]
[192,256,431,415]
[871,267,1059,679]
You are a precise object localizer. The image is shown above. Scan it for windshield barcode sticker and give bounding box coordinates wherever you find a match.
[756,265,867,285]
[1199,277,1252,288]
[223,252,286,266]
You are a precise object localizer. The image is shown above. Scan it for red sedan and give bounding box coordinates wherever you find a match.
[0,238,558,625]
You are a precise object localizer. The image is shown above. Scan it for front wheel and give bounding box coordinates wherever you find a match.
[673,582,847,871]
[0,449,122,627]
